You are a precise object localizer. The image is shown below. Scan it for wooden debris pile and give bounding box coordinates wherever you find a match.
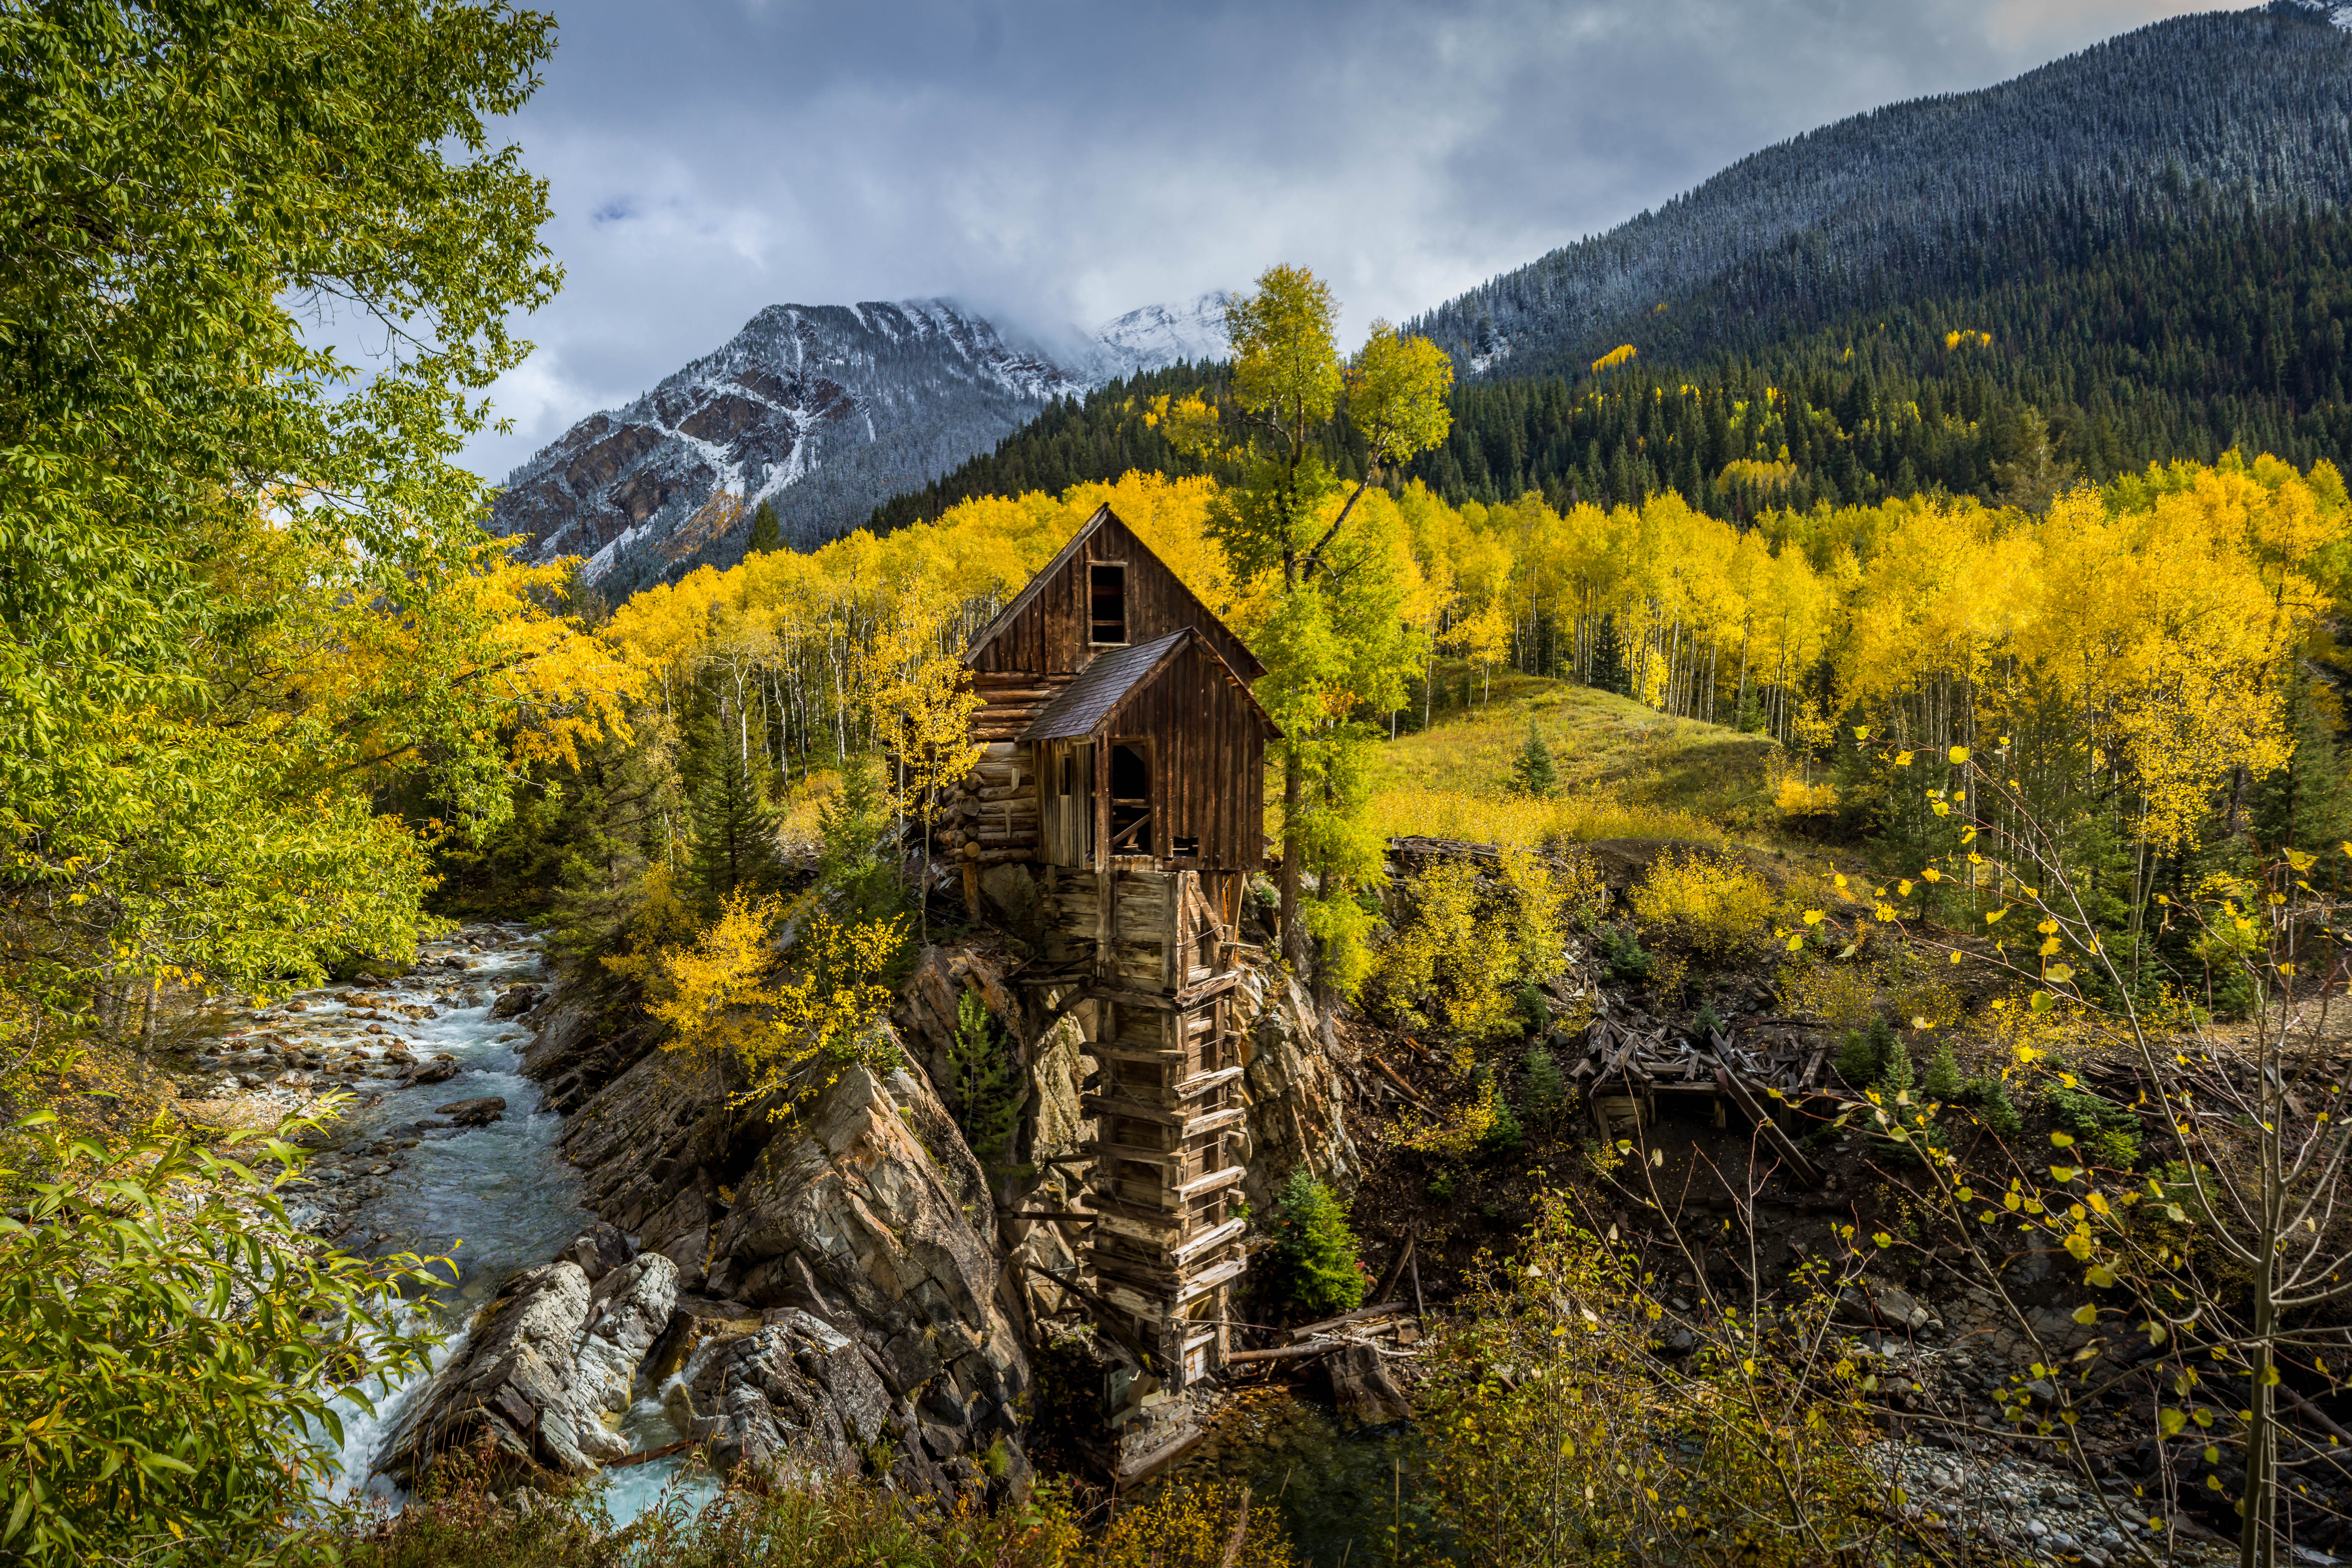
[1573,1016,1832,1185]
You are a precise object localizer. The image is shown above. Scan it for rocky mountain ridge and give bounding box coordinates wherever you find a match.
[487,294,1231,598]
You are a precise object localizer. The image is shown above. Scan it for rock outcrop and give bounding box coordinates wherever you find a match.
[1233,967,1362,1210]
[538,1018,1027,1498]
[376,1248,678,1484]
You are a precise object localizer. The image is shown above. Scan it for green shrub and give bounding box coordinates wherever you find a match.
[1834,1015,1905,1090]
[1,1114,444,1567]
[1602,927,1652,986]
[1693,1000,1724,1039]
[1921,1041,1965,1101]
[1428,1168,1459,1202]
[1968,1076,2024,1136]
[2044,1084,2142,1168]
[1268,1168,1366,1318]
[1477,1066,1525,1160]
[1833,1028,1876,1086]
[1510,721,1558,799]
[1516,982,1552,1036]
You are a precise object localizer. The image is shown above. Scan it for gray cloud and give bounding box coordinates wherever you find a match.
[459,0,2240,480]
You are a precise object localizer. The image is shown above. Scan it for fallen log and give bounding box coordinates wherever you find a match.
[607,1437,699,1471]
[1290,1301,1409,1341]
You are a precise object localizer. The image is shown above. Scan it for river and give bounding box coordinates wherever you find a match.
[202,921,1394,1543]
[190,923,707,1523]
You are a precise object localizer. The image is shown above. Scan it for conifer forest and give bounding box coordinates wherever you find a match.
[17,4,2352,1567]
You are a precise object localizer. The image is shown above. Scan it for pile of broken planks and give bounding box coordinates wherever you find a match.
[1574,1016,1832,1185]
[1226,1301,1420,1427]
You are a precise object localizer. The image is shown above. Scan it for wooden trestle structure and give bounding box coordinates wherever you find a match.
[948,504,1279,1397]
[1046,868,1251,1387]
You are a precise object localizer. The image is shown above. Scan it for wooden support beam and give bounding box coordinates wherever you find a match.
[1714,1067,1825,1186]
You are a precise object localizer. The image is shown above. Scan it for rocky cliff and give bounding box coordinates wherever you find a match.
[386,904,1365,1500]
[488,300,1078,599]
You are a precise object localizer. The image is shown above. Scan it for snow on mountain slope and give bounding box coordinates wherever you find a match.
[487,299,1080,594]
[1079,291,1233,381]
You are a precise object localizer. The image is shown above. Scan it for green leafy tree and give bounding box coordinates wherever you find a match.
[1177,266,1453,981]
[1,0,563,1028]
[1267,1167,1366,1318]
[1509,721,1559,798]
[0,1112,446,1566]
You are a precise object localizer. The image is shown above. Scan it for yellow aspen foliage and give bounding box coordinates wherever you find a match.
[1628,850,1782,956]
[1591,344,1638,375]
[641,891,905,1108]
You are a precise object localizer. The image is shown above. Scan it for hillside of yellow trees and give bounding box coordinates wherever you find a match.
[452,449,2348,1015]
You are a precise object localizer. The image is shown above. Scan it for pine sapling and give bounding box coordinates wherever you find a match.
[1271,1168,1366,1318]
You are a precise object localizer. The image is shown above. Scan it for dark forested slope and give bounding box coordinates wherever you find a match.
[874,194,2352,526]
[1408,6,2352,384]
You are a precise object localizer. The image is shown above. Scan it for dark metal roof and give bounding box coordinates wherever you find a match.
[1019,627,1282,743]
[1020,631,1189,741]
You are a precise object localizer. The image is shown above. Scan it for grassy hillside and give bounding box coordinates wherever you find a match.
[1364,667,1780,848]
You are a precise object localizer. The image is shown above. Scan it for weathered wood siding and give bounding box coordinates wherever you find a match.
[968,509,1259,681]
[1106,636,1265,873]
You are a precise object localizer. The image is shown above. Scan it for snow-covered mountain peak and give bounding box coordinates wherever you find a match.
[1080,291,1234,382]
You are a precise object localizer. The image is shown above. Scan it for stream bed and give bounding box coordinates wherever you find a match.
[185,924,718,1520]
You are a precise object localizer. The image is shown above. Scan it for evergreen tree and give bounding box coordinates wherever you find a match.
[948,988,1025,1175]
[1268,1167,1366,1318]
[1509,721,1559,798]
[2250,679,2352,853]
[1588,614,1630,697]
[747,500,782,555]
[688,706,779,908]
[817,753,902,920]
[1522,1043,1566,1134]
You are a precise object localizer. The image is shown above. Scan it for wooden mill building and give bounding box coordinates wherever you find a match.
[948,504,1276,1394]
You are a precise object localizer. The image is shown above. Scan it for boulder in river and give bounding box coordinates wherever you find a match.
[434,1095,506,1127]
[404,1056,461,1086]
[375,1252,678,1485]
[491,983,545,1020]
[676,1308,897,1481]
[556,1222,636,1284]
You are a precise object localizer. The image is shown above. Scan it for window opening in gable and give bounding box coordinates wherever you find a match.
[1090,563,1127,644]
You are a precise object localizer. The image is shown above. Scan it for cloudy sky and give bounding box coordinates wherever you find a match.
[459,0,2241,480]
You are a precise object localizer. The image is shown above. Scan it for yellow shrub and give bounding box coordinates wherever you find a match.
[1778,959,1879,1028]
[1374,849,1570,1043]
[1779,957,1964,1031]
[1100,1481,1298,1568]
[641,891,905,1110]
[1772,773,1839,819]
[1628,850,1779,956]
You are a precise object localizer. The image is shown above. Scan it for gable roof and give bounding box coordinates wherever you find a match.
[963,503,1265,680]
[1021,626,1280,743]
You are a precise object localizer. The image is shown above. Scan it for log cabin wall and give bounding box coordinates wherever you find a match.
[1107,636,1266,874]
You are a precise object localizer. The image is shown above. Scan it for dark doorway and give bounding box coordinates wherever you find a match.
[1109,741,1151,854]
